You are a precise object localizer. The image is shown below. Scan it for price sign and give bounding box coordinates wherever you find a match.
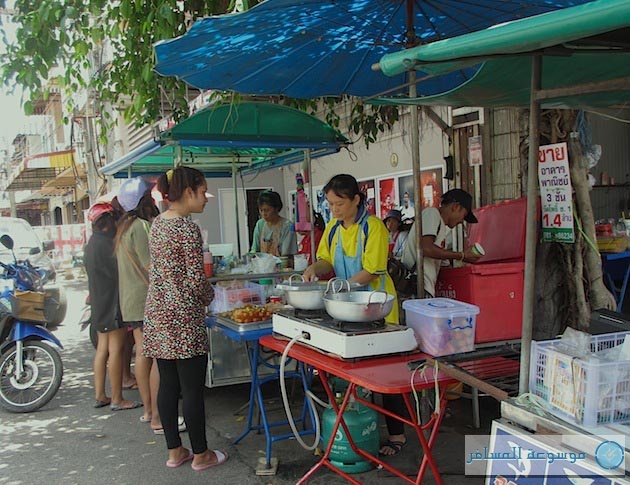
[538,142,575,243]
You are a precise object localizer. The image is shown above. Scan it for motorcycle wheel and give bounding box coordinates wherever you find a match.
[89,324,98,349]
[0,340,63,413]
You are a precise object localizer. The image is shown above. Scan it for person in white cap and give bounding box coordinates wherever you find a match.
[114,177,166,424]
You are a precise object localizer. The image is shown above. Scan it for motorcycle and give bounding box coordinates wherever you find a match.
[0,234,63,413]
[78,295,98,349]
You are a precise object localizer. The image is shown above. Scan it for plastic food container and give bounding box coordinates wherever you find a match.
[402,298,479,357]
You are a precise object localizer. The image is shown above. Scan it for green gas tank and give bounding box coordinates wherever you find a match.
[321,393,379,474]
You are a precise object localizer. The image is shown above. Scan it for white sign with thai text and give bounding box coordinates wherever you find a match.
[538,142,574,243]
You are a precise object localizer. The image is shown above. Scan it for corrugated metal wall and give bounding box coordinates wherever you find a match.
[587,113,630,222]
[487,108,523,202]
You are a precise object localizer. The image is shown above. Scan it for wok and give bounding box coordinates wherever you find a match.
[276,276,354,310]
[323,290,394,322]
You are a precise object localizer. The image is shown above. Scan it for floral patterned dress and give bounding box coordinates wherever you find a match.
[143,215,213,360]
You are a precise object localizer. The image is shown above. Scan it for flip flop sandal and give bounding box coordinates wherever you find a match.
[166,448,193,468]
[191,450,228,471]
[139,415,152,423]
[153,416,186,434]
[93,399,111,409]
[378,440,407,456]
[110,401,143,411]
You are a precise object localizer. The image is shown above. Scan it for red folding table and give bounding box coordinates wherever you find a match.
[259,334,459,484]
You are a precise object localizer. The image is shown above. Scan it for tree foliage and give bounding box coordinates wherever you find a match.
[1,0,395,146]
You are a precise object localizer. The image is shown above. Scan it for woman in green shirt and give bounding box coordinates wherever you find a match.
[250,190,297,257]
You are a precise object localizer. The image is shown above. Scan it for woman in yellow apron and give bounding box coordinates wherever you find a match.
[302,174,398,324]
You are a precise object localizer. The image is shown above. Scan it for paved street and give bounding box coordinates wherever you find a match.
[0,277,493,484]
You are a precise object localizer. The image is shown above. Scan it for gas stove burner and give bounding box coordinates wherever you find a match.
[272,312,418,359]
[330,319,386,332]
[292,308,328,319]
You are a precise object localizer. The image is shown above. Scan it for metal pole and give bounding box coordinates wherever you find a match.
[410,72,424,298]
[405,0,424,298]
[305,149,316,263]
[232,159,242,258]
[519,54,542,395]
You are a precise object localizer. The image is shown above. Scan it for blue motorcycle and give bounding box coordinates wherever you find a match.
[0,234,63,413]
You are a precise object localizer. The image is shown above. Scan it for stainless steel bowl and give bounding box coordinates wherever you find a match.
[276,276,354,310]
[323,290,394,322]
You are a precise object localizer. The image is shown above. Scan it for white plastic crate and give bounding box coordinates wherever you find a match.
[529,331,630,427]
[211,281,266,313]
[402,298,479,357]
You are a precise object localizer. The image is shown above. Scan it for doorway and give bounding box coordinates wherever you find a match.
[218,187,270,256]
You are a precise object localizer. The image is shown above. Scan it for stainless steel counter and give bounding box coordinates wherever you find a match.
[208,270,302,284]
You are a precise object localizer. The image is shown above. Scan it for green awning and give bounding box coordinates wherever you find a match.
[100,101,349,178]
[371,0,630,108]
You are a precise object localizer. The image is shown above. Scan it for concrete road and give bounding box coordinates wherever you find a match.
[0,277,490,484]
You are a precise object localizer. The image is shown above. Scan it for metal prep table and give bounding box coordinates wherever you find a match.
[204,270,301,388]
[207,315,315,473]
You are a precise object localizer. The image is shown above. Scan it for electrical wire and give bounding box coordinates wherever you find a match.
[409,360,441,425]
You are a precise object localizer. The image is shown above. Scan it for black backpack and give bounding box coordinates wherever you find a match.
[387,258,416,296]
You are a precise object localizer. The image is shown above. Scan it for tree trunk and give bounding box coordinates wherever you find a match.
[568,136,616,312]
[531,110,615,339]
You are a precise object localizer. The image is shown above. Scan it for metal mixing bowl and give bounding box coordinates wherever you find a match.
[276,276,354,310]
[323,290,394,322]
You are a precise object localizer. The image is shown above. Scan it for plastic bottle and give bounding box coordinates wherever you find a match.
[203,244,213,278]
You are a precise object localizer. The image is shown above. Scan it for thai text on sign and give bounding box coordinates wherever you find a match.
[538,142,574,243]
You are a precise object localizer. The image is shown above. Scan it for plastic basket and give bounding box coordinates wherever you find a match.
[212,281,266,313]
[597,237,629,253]
[529,331,630,427]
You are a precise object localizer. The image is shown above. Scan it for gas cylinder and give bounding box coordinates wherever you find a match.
[320,390,379,473]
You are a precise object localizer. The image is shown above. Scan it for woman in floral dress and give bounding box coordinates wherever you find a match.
[144,166,228,471]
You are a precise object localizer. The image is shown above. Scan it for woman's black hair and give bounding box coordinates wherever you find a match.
[92,213,116,235]
[156,166,206,202]
[323,174,365,205]
[257,190,283,211]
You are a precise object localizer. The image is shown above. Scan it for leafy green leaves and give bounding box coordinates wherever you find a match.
[2,0,397,148]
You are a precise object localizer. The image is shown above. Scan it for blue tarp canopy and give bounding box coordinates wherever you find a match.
[152,0,592,100]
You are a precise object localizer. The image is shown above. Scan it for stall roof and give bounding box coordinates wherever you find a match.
[371,0,630,109]
[100,102,348,178]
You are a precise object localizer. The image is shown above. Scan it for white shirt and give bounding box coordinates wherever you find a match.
[401,207,450,297]
[399,204,415,221]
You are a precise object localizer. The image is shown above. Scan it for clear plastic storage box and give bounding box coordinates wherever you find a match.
[529,331,630,427]
[211,281,266,313]
[402,298,479,357]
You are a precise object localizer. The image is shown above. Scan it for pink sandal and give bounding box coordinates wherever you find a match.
[166,448,193,468]
[191,450,228,471]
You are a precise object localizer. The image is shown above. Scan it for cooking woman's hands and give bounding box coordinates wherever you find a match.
[302,260,334,282]
[302,264,319,282]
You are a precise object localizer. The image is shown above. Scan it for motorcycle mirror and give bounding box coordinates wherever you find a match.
[29,247,41,255]
[0,234,14,250]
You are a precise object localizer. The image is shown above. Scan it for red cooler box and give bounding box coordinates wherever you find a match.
[435,262,524,344]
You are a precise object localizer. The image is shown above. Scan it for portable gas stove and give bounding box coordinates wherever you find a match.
[272,309,417,359]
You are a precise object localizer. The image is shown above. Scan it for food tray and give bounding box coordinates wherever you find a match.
[214,315,272,333]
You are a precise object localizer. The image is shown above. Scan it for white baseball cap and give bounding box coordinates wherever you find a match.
[118,177,151,212]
